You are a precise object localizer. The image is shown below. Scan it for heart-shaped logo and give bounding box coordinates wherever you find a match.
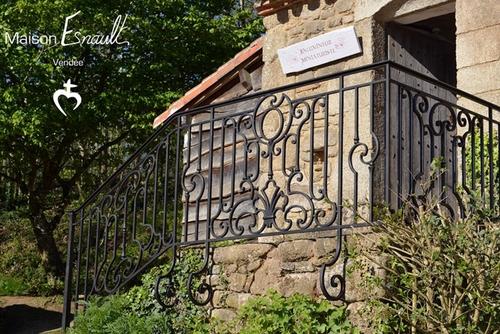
[53,79,82,116]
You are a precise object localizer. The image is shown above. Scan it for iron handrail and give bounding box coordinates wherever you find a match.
[72,60,500,214]
[62,60,500,329]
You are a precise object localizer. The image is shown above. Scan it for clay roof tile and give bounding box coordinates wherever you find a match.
[153,37,263,128]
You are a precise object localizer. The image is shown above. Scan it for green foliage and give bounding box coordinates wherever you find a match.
[215,290,359,334]
[0,274,28,295]
[125,248,210,333]
[0,210,64,295]
[71,260,359,334]
[70,294,169,334]
[465,131,500,210]
[71,248,211,334]
[351,199,500,334]
[0,0,263,276]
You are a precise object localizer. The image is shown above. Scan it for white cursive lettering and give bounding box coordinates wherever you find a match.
[61,11,80,46]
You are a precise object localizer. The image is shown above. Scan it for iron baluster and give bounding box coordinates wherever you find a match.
[60,62,500,328]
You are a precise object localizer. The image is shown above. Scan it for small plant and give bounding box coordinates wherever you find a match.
[70,294,169,334]
[0,210,64,296]
[71,248,211,334]
[0,274,28,295]
[213,290,359,334]
[71,273,360,334]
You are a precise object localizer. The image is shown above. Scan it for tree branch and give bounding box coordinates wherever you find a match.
[68,130,131,185]
[0,170,28,194]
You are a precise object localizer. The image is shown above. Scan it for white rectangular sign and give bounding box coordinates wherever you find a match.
[278,26,362,74]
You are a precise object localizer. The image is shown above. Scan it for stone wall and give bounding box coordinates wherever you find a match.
[259,0,385,208]
[209,235,383,332]
[208,0,500,332]
[261,0,384,90]
[456,0,500,105]
[208,1,386,331]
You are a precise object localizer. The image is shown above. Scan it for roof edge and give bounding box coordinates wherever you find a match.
[153,37,264,128]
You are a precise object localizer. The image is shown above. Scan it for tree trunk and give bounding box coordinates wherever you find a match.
[29,198,65,277]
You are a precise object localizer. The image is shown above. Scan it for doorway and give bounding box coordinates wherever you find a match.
[387,13,456,85]
[385,12,460,212]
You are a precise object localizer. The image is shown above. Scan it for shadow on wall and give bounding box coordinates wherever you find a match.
[275,0,326,23]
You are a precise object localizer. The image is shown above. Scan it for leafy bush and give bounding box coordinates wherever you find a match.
[70,294,169,334]
[125,248,211,333]
[71,251,359,334]
[215,290,359,334]
[71,248,211,334]
[0,210,64,295]
[0,273,28,295]
[351,199,500,334]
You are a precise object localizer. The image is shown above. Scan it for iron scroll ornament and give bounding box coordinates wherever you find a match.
[62,61,500,331]
[153,92,348,308]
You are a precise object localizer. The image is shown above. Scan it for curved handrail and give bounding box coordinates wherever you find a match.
[73,60,500,213]
[62,60,500,330]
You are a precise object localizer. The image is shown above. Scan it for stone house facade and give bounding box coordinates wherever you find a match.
[61,0,500,331]
[151,0,499,329]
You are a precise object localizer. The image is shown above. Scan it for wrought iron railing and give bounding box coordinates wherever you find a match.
[62,61,500,328]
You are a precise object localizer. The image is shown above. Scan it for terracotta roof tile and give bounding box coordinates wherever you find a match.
[153,37,263,128]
